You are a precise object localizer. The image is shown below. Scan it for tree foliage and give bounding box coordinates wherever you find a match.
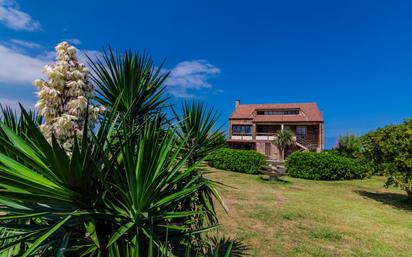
[272,130,295,160]
[334,134,361,158]
[360,119,412,198]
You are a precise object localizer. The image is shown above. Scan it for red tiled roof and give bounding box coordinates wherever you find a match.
[230,102,323,122]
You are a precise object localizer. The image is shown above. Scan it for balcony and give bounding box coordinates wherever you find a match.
[255,133,275,141]
[231,133,253,141]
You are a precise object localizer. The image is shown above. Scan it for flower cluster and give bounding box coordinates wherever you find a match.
[34,42,104,152]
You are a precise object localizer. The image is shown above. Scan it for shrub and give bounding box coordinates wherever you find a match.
[286,151,370,180]
[208,148,266,174]
[360,120,412,198]
[335,134,361,158]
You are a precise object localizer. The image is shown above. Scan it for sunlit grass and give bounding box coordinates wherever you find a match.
[207,167,412,257]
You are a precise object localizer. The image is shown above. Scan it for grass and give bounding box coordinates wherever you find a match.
[309,226,342,241]
[206,167,412,257]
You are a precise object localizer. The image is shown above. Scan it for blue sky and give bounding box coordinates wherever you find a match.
[0,0,411,148]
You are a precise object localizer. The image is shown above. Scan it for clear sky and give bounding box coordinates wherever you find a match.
[0,0,411,148]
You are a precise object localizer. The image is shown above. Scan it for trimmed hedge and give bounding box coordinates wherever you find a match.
[286,152,371,180]
[207,148,266,174]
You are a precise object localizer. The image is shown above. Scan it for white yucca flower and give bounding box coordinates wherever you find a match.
[34,41,105,153]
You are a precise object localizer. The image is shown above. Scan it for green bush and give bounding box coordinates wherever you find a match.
[335,134,361,158]
[286,152,371,180]
[208,148,266,174]
[360,120,412,197]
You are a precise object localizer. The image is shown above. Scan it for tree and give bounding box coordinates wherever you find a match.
[335,134,361,158]
[360,120,412,198]
[272,130,296,161]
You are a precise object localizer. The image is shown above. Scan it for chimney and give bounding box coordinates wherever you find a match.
[235,99,240,108]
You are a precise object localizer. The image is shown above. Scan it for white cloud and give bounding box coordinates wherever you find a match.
[166,60,221,98]
[9,39,41,48]
[0,39,219,99]
[0,43,47,84]
[0,40,102,85]
[0,0,40,31]
[65,38,82,45]
[77,49,102,65]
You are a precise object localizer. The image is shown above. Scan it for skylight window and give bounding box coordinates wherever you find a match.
[256,109,300,115]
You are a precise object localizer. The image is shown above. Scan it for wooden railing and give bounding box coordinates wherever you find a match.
[296,136,318,151]
[255,133,275,141]
[231,133,253,140]
[230,132,319,151]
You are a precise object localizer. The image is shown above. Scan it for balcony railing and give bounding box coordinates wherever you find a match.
[295,135,319,151]
[231,133,253,141]
[230,132,319,150]
[255,133,275,141]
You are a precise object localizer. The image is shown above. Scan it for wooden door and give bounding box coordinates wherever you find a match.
[265,143,271,156]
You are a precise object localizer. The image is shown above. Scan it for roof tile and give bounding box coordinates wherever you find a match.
[230,102,323,122]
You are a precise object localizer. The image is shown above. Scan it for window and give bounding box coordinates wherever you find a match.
[256,109,300,115]
[232,125,252,135]
[296,126,307,137]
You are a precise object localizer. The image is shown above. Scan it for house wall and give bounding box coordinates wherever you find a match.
[285,124,320,147]
[228,119,324,158]
[256,142,280,159]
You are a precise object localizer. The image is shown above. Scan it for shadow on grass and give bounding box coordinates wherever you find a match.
[355,190,412,211]
[258,176,290,184]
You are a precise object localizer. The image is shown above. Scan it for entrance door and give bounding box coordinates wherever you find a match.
[265,143,271,156]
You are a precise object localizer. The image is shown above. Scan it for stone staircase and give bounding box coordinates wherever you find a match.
[260,158,287,181]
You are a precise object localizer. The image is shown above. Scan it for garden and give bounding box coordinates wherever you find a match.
[205,126,412,256]
[0,41,411,257]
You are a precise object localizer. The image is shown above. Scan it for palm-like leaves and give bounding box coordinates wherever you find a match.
[173,101,224,166]
[0,48,246,256]
[0,107,216,256]
[272,130,295,161]
[88,47,169,123]
[0,105,41,135]
[172,101,227,243]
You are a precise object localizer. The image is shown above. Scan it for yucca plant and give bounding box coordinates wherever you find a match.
[173,101,224,167]
[88,47,169,124]
[0,107,218,256]
[0,105,41,135]
[0,45,246,256]
[172,101,227,250]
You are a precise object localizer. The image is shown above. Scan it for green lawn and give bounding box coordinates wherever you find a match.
[206,167,412,257]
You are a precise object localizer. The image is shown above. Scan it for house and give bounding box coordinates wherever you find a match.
[227,100,324,159]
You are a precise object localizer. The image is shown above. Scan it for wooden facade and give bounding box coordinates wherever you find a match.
[227,101,324,159]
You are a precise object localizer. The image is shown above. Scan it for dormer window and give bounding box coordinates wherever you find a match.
[256,109,300,115]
